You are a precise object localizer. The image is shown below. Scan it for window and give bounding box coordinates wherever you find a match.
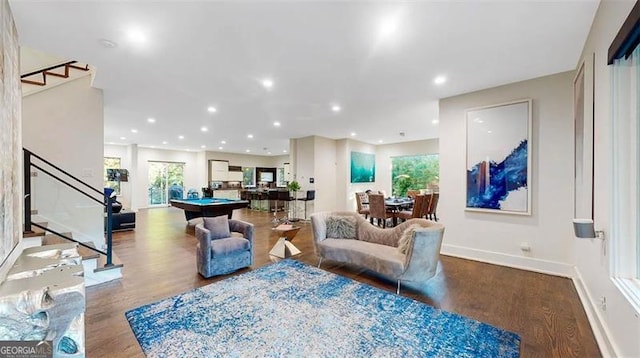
[391,154,439,197]
[148,161,185,205]
[104,157,121,194]
[277,167,286,187]
[611,42,640,310]
[242,167,255,187]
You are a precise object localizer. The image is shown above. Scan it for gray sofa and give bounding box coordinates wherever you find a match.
[311,211,444,293]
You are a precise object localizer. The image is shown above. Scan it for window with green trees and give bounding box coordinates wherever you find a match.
[104,157,121,194]
[242,167,255,187]
[391,154,439,197]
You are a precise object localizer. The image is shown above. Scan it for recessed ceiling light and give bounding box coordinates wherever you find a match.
[120,136,126,140]
[218,146,223,150]
[201,126,208,132]
[201,145,206,149]
[99,39,118,48]
[432,119,439,124]
[149,145,155,148]
[350,132,357,137]
[434,75,447,85]
[178,135,184,140]
[246,149,251,153]
[268,152,272,154]
[162,141,168,145]
[127,28,147,44]
[283,150,287,153]
[247,134,254,139]
[261,78,274,89]
[331,104,341,112]
[221,140,226,144]
[273,121,281,127]
[488,130,493,134]
[207,106,217,113]
[378,140,383,143]
[147,117,156,123]
[131,129,138,133]
[379,16,399,39]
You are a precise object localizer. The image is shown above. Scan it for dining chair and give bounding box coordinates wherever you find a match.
[355,192,370,219]
[397,194,426,222]
[406,190,420,199]
[421,192,433,219]
[426,192,440,221]
[368,193,394,228]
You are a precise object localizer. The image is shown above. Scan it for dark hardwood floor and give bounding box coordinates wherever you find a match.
[86,207,600,357]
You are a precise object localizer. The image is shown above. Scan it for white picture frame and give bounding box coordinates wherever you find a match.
[465,99,532,215]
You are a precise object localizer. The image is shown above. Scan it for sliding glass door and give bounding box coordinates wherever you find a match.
[148,161,185,206]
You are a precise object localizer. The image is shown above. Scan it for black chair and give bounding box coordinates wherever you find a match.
[278,190,292,221]
[296,190,315,220]
[268,189,280,223]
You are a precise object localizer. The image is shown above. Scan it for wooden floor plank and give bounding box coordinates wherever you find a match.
[85,207,601,357]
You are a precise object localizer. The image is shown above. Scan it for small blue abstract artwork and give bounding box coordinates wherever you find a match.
[351,151,375,183]
[466,100,531,214]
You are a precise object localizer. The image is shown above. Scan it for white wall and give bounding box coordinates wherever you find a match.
[439,71,575,275]
[573,0,640,356]
[23,74,104,246]
[313,136,337,214]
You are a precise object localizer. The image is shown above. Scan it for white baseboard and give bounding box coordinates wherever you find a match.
[572,267,617,357]
[441,244,574,277]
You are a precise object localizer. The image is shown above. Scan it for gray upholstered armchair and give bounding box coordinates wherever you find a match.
[195,216,254,278]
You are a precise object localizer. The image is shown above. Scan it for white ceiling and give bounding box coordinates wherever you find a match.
[10,1,599,156]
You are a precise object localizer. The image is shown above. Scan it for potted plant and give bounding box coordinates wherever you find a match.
[287,180,301,193]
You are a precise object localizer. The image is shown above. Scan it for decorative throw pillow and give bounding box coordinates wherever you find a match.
[203,215,231,240]
[326,215,357,239]
[398,224,424,254]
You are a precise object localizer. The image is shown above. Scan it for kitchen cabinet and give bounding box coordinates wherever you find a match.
[210,160,229,181]
[228,171,243,182]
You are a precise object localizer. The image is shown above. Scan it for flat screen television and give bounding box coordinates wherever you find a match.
[106,168,129,182]
[260,172,274,182]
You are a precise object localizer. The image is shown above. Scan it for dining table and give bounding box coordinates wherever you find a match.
[359,197,411,226]
[361,197,414,227]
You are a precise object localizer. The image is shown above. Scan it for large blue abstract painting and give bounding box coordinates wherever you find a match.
[466,100,531,215]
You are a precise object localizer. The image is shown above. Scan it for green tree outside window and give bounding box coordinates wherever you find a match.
[391,154,439,197]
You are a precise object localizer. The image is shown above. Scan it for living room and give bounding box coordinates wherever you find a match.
[1,0,640,357]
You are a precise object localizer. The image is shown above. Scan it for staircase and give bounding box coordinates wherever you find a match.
[23,148,123,286]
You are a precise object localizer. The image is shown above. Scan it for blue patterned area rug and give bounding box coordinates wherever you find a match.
[126,260,520,357]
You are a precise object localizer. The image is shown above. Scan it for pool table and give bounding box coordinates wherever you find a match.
[170,198,250,221]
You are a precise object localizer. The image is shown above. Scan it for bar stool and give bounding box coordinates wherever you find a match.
[296,190,315,220]
[278,190,291,222]
[268,190,279,223]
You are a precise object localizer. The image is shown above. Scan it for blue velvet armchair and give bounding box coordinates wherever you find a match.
[195,216,254,278]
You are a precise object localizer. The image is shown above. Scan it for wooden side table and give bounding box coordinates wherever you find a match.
[269,225,301,258]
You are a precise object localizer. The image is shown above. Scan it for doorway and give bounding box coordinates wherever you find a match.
[148,161,185,206]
